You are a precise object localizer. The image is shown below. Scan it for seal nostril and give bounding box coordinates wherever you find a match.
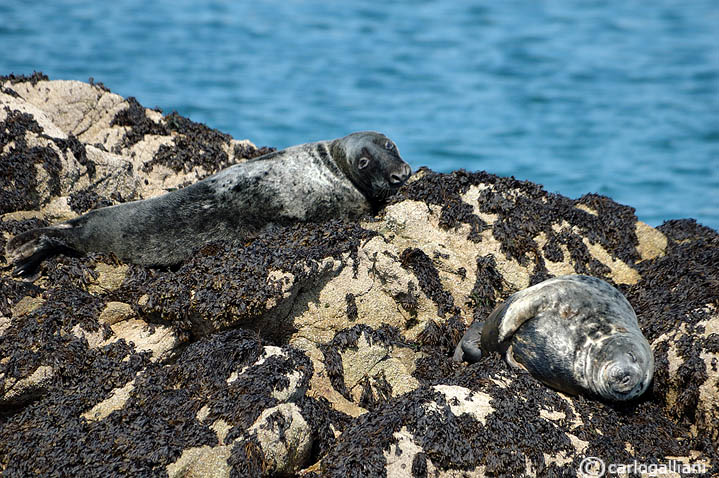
[390,173,403,184]
[609,365,639,393]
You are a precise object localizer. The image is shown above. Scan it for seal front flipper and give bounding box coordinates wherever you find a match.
[453,320,484,362]
[454,297,515,363]
[504,344,530,373]
[7,227,77,278]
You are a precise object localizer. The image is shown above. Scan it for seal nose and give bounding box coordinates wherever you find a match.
[390,164,411,186]
[608,364,641,394]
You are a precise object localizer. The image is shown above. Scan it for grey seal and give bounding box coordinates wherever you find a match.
[453,275,654,401]
[8,131,411,277]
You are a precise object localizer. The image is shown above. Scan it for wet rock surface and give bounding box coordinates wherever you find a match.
[1,76,717,477]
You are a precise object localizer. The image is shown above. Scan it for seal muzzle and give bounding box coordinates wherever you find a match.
[592,335,653,401]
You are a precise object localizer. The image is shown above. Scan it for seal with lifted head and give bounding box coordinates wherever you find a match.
[8,131,411,277]
[453,275,654,401]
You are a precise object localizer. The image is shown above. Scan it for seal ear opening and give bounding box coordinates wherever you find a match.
[358,157,370,170]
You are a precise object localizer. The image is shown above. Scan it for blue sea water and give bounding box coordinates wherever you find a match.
[1,1,718,229]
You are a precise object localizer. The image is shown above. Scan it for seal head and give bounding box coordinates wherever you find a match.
[332,131,411,204]
[588,334,654,401]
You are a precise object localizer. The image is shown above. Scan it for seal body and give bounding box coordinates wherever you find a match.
[453,275,654,401]
[8,131,411,276]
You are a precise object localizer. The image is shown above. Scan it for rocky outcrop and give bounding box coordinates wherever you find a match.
[1,75,717,477]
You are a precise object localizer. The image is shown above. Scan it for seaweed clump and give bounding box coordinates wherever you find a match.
[322,347,715,477]
[467,254,510,322]
[320,324,406,402]
[392,168,643,281]
[416,315,466,356]
[110,97,169,151]
[296,395,352,467]
[55,134,95,178]
[67,190,114,214]
[626,219,719,443]
[0,108,62,214]
[390,168,490,242]
[400,247,458,318]
[110,99,278,176]
[144,111,277,176]
[233,142,277,161]
[0,326,316,477]
[144,111,232,174]
[122,220,377,339]
[345,293,359,322]
[0,71,49,85]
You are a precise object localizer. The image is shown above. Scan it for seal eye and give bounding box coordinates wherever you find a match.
[384,140,395,152]
[358,157,371,170]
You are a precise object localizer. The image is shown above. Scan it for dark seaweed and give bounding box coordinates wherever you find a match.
[345,293,359,322]
[67,190,114,214]
[119,220,376,340]
[0,71,49,85]
[321,324,407,401]
[110,97,169,150]
[2,85,717,477]
[391,168,642,275]
[626,221,719,443]
[142,111,276,175]
[0,108,61,214]
[55,134,94,178]
[88,77,111,92]
[400,247,458,318]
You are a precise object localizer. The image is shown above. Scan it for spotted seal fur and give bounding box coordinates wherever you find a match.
[8,131,411,277]
[454,275,654,401]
